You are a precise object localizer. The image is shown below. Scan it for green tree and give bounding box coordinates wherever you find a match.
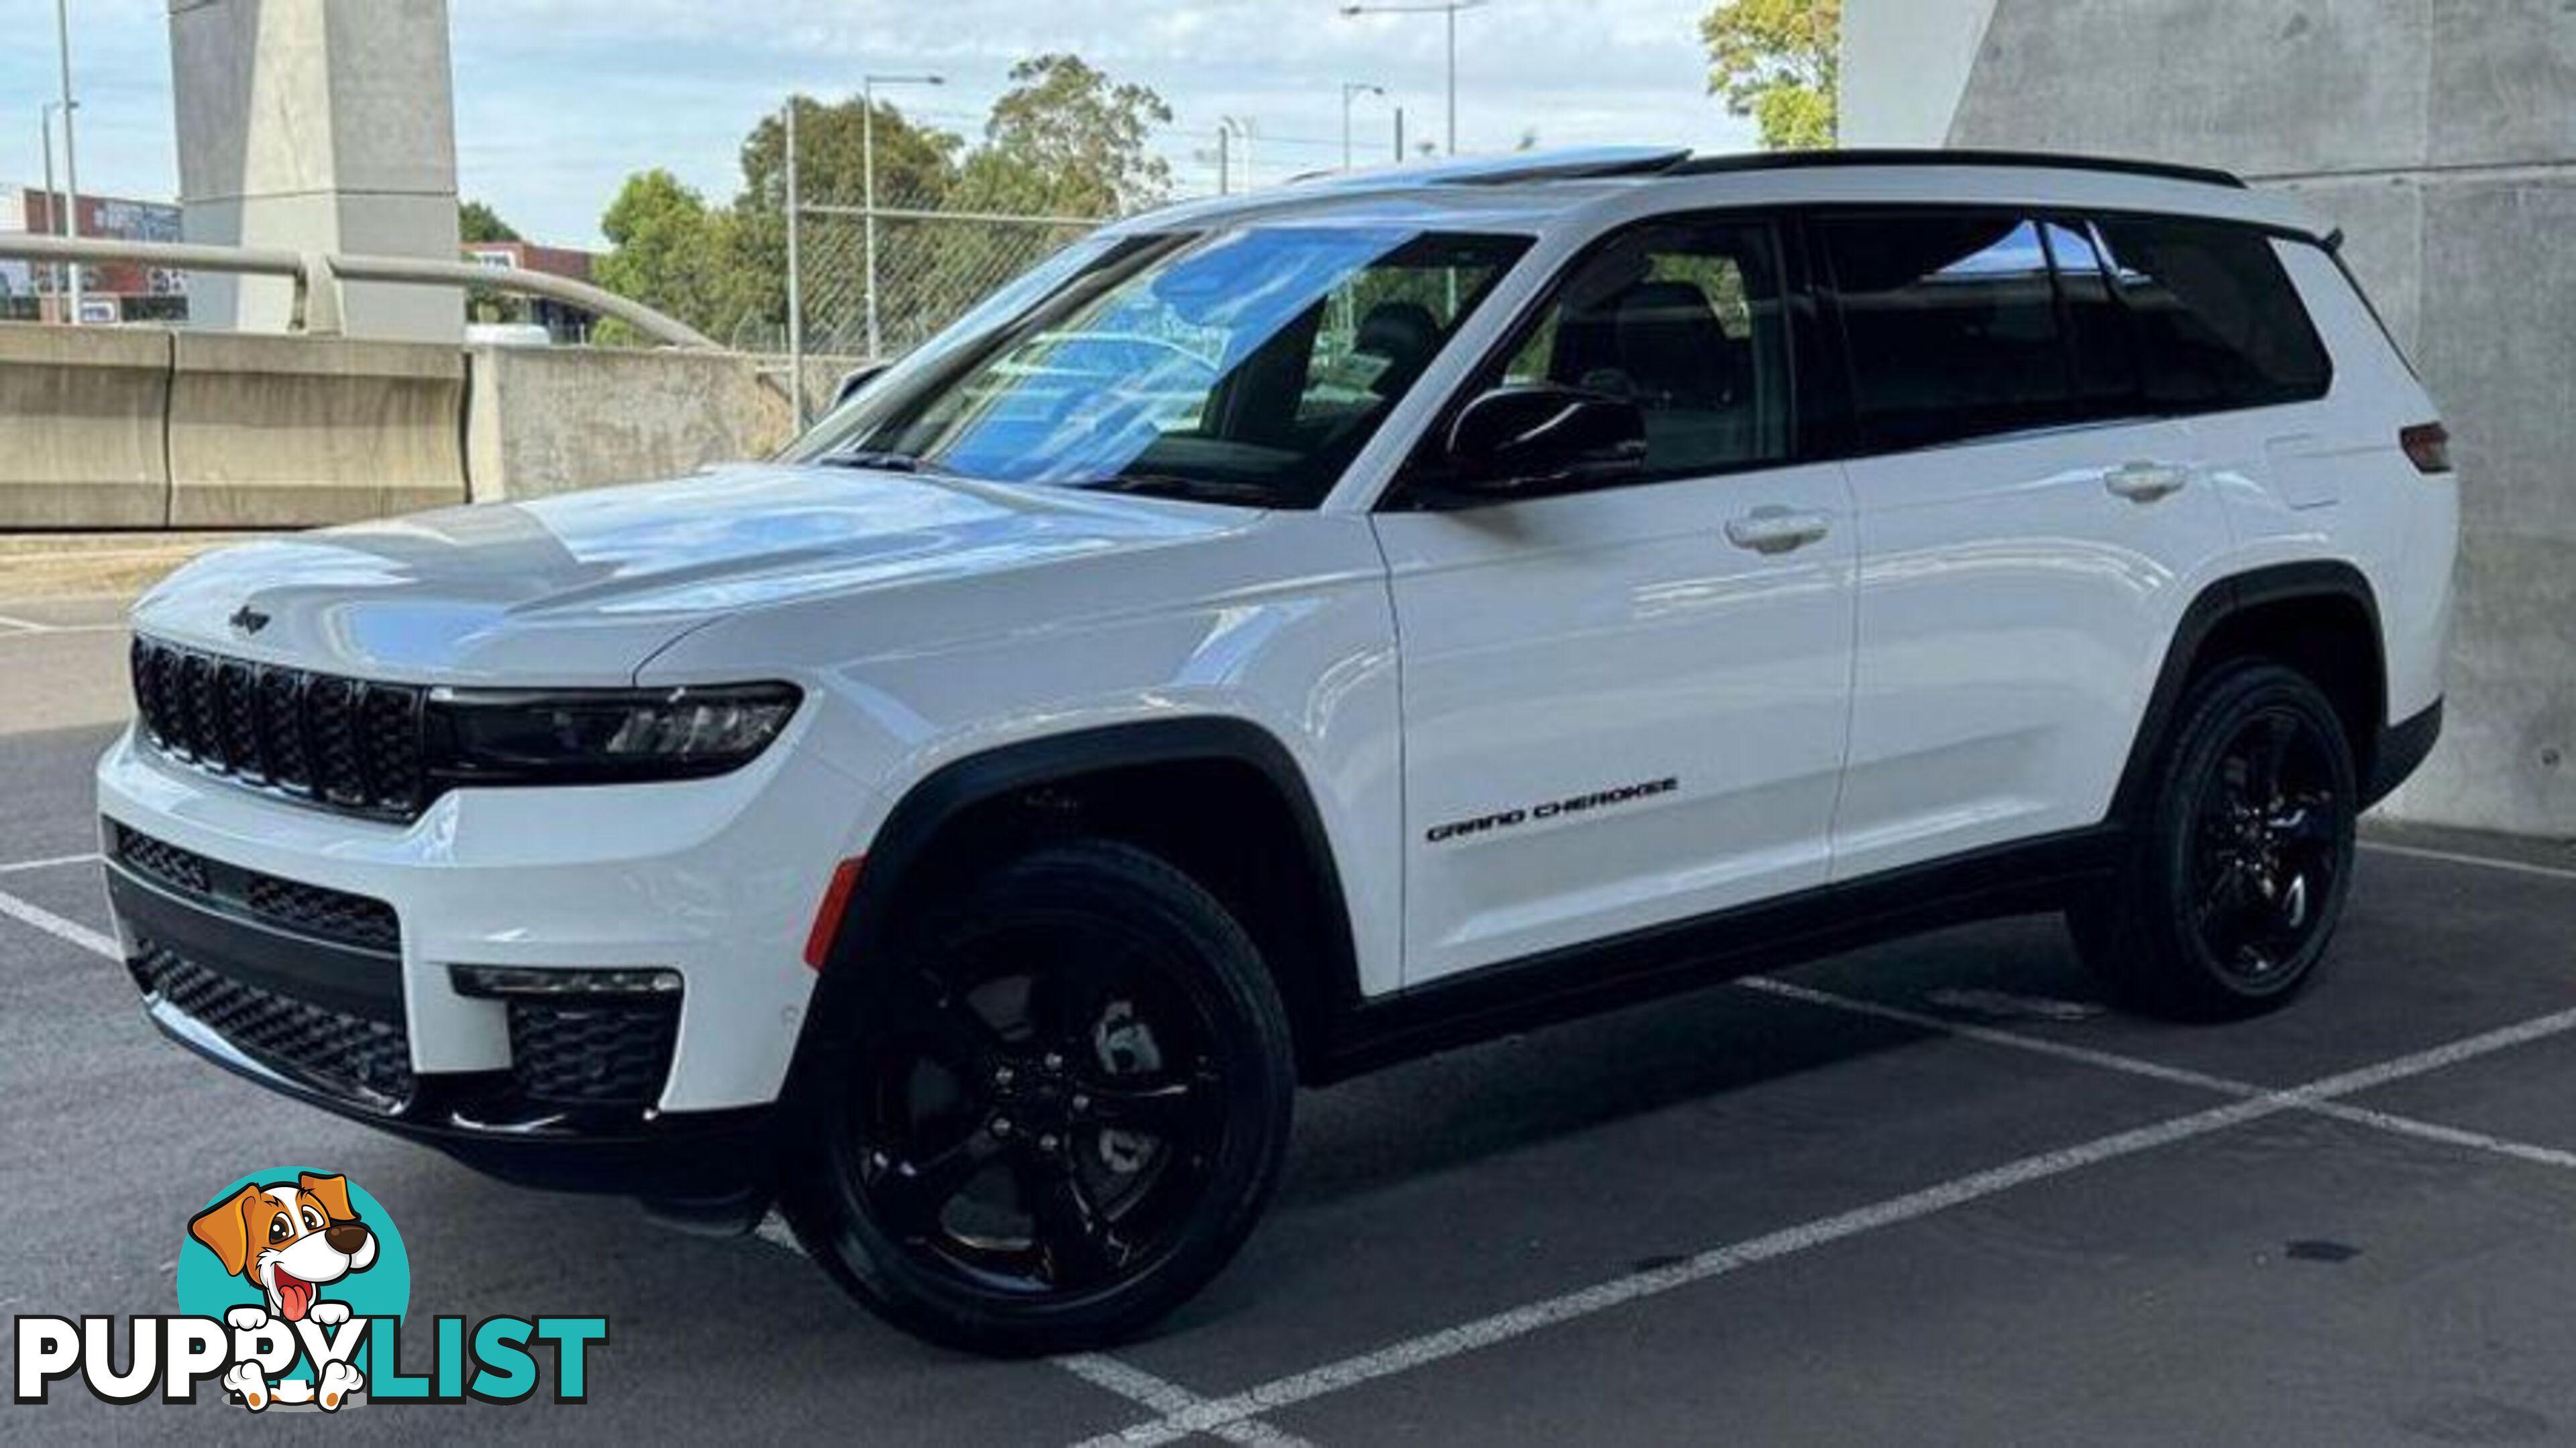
[594,169,745,343]
[963,54,1173,216]
[1700,0,1839,150]
[921,56,1173,355]
[730,95,965,351]
[458,199,521,244]
[588,54,1177,355]
[456,200,524,323]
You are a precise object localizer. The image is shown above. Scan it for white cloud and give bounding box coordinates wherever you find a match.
[5,1,1754,247]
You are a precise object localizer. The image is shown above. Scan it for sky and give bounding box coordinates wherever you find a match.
[2,0,1755,248]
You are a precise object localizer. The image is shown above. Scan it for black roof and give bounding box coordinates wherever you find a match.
[1283,146,2249,197]
[1663,148,2247,190]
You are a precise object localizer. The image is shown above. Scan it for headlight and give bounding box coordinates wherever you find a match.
[426,683,801,785]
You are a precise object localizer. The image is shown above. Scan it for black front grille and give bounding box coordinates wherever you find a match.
[132,943,415,1107]
[130,636,428,819]
[113,827,211,897]
[507,1001,680,1107]
[112,823,400,954]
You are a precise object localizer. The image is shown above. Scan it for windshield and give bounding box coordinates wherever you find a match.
[785,226,1531,508]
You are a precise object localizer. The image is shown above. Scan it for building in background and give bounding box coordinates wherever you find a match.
[0,185,188,325]
[1841,0,2576,840]
[461,239,603,343]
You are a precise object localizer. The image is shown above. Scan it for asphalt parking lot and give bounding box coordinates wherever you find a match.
[8,590,2576,1445]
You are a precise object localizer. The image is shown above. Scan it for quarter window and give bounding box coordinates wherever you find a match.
[2092,217,2330,410]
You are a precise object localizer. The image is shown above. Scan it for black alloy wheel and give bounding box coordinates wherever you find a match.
[786,840,1295,1354]
[2072,661,2359,1020]
[2185,704,2346,985]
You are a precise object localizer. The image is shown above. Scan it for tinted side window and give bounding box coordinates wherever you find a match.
[1497,219,1792,482]
[1821,215,2073,451]
[2092,217,2330,410]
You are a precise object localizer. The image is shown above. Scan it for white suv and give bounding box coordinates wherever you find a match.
[99,148,2454,1352]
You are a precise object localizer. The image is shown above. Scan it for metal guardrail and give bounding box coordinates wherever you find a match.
[0,233,720,350]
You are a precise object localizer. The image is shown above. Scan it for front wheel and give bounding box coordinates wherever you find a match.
[2072,661,2359,1020]
[782,840,1295,1355]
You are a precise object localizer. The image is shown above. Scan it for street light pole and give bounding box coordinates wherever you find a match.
[784,99,804,427]
[1340,82,1383,170]
[1444,4,1458,155]
[54,0,83,323]
[861,72,943,361]
[1221,116,1255,192]
[38,103,62,313]
[1336,1,1483,156]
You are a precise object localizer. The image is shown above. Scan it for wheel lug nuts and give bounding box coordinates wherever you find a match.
[1042,1052,1064,1072]
[1071,1094,1091,1113]
[990,1117,1014,1137]
[993,1065,1015,1087]
[1038,1133,1061,1152]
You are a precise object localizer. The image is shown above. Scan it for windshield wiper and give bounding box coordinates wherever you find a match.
[1079,473,1277,506]
[815,448,926,473]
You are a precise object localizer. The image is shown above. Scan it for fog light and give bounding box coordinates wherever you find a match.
[450,965,683,999]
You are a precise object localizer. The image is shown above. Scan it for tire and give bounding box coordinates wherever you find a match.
[781,838,1295,1355]
[2071,661,2359,1021]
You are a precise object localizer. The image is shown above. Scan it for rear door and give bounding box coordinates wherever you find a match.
[2087,215,2340,510]
[1820,211,2230,881]
[1377,216,1858,984]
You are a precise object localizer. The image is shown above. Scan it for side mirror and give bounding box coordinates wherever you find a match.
[1443,384,1648,500]
[831,361,891,410]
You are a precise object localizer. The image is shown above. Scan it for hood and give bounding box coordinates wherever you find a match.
[133,464,1250,683]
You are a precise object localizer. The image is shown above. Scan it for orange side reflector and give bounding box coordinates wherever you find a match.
[804,856,865,970]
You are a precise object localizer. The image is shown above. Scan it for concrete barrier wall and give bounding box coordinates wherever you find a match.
[464,345,795,503]
[0,326,172,528]
[0,323,841,526]
[169,333,469,526]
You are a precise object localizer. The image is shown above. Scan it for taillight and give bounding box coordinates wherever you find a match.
[2401,422,2453,476]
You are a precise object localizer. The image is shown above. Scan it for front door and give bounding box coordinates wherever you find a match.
[1375,217,1858,985]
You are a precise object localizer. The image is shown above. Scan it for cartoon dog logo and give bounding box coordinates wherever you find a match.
[188,1172,377,1410]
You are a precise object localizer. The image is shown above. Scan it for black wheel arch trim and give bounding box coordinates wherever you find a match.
[2108,559,2387,826]
[795,716,1363,1089]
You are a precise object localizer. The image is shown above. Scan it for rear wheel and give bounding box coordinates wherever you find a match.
[2072,661,2359,1020]
[784,840,1294,1355]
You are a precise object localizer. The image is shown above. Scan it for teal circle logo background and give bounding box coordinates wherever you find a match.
[176,1167,411,1376]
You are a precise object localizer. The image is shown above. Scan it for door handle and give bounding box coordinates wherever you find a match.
[1724,506,1832,555]
[2104,461,2190,503]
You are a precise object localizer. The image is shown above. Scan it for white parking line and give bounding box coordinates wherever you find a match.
[2363,839,2576,885]
[1743,977,2576,1171]
[0,886,118,960]
[0,622,129,638]
[0,852,99,875]
[1076,1003,2576,1446]
[1055,1355,1315,1448]
[749,1212,1310,1442]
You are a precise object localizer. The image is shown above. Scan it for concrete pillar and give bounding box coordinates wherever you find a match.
[168,0,461,343]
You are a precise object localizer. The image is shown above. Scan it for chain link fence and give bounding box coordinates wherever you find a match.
[792,178,1105,366]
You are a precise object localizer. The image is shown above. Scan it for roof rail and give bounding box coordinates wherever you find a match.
[1289,146,1693,190]
[1667,148,2247,190]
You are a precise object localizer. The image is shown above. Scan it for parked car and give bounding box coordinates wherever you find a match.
[99,147,2453,1353]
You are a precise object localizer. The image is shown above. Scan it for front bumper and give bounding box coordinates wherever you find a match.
[103,833,780,1198]
[95,718,881,1189]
